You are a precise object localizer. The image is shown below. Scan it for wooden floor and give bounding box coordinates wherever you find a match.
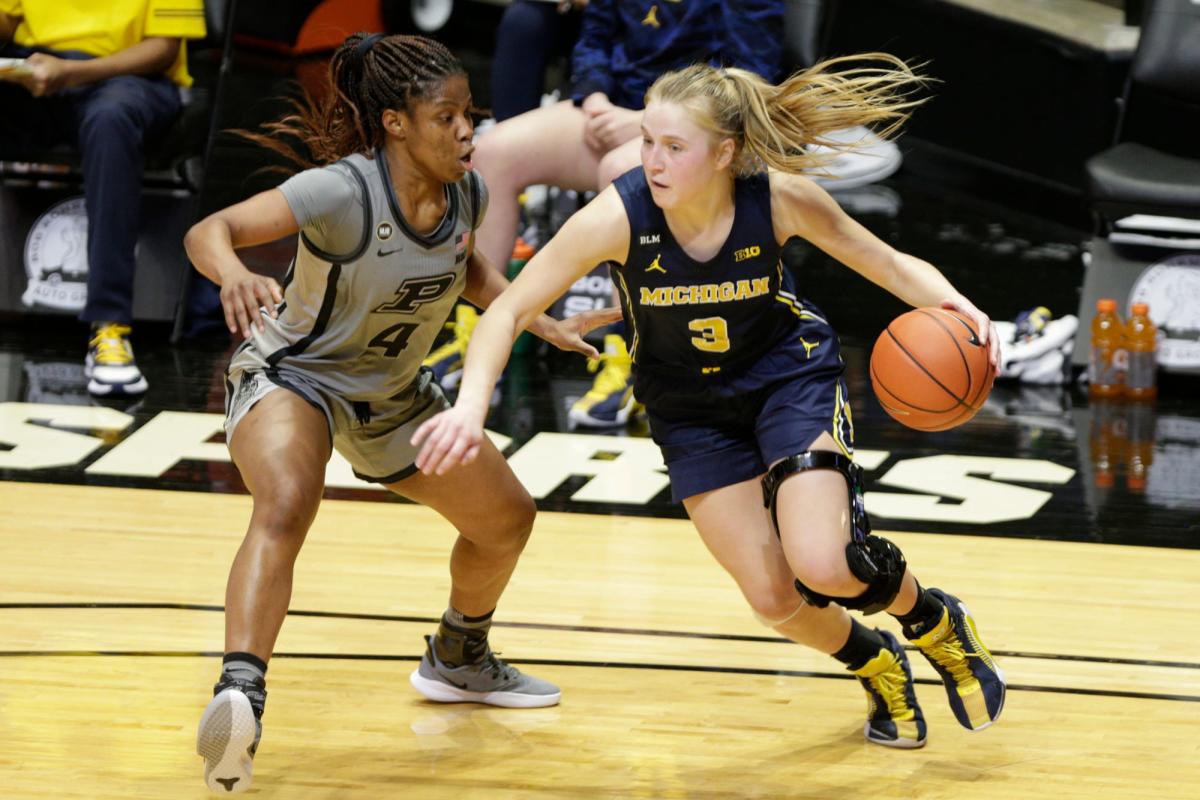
[2,481,1198,799]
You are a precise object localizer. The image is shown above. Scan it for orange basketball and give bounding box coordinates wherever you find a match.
[870,308,995,431]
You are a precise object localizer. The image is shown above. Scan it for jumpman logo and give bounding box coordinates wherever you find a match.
[645,253,666,274]
[799,336,820,358]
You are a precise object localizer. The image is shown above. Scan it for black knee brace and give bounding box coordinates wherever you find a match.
[761,450,906,615]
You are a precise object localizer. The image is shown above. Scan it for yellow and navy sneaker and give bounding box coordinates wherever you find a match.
[568,334,641,428]
[852,630,927,748]
[85,322,148,396]
[423,304,479,390]
[909,588,1006,731]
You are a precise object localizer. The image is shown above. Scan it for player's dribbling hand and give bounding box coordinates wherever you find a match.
[540,306,624,358]
[412,405,485,476]
[220,268,283,339]
[940,297,999,369]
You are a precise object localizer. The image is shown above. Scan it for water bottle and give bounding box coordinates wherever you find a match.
[1123,302,1157,400]
[1088,298,1125,398]
[508,238,536,355]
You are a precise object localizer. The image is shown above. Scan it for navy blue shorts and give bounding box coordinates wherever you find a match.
[643,314,854,502]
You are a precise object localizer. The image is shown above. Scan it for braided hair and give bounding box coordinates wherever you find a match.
[240,33,466,169]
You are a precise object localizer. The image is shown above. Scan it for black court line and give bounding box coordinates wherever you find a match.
[0,649,1196,704]
[4,602,1198,672]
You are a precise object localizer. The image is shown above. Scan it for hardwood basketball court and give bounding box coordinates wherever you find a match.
[2,481,1196,798]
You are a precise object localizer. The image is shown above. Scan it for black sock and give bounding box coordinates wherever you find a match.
[434,608,494,667]
[893,583,945,639]
[831,619,888,671]
[220,652,268,717]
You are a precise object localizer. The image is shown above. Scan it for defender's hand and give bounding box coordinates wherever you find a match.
[412,405,486,476]
[540,307,624,358]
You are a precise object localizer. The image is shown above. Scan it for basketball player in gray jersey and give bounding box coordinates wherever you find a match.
[184,34,617,794]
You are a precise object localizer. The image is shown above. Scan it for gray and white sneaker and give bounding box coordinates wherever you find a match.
[409,635,561,708]
[197,679,264,793]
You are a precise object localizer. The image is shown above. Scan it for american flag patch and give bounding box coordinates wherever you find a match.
[454,231,470,263]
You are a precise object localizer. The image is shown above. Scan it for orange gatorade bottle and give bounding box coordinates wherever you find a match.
[1124,302,1158,400]
[1088,299,1125,398]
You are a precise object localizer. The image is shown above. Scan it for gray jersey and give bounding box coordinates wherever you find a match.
[229,151,487,402]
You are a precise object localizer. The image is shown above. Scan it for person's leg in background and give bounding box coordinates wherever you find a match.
[74,73,180,396]
[490,0,562,123]
[568,136,643,429]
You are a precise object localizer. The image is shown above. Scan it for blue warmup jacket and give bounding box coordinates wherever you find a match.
[569,0,785,109]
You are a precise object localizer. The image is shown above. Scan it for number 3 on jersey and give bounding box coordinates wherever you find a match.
[689,316,730,353]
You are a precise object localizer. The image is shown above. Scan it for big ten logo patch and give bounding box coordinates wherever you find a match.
[555,262,614,319]
[733,245,761,263]
[22,197,89,312]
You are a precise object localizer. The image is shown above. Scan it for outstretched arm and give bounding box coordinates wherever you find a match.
[184,189,299,339]
[461,246,615,360]
[413,187,630,474]
[770,171,999,365]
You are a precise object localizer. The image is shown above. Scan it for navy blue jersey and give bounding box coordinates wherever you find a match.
[611,167,811,409]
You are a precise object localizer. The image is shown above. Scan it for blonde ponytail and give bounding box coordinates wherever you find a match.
[645,54,929,177]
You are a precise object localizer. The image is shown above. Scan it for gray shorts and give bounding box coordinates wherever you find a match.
[225,364,450,483]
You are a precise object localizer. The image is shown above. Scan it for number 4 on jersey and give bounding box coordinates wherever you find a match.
[368,322,419,358]
[368,274,455,358]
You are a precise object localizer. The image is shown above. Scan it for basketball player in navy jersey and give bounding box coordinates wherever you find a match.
[415,56,1007,748]
[183,34,617,793]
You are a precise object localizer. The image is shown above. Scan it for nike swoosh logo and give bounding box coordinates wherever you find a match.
[377,247,402,258]
[945,311,982,346]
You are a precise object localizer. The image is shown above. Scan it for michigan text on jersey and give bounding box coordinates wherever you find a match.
[639,277,771,307]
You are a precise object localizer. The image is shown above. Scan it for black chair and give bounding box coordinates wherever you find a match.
[1085,0,1200,229]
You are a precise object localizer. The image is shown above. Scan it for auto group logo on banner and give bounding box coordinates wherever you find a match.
[1130,253,1200,372]
[22,196,89,312]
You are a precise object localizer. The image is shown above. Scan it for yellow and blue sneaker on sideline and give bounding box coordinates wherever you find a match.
[423,304,478,390]
[909,588,1006,731]
[853,630,927,748]
[85,322,148,396]
[568,333,641,428]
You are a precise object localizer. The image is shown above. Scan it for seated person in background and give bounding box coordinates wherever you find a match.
[0,0,205,397]
[426,0,784,428]
[490,0,586,124]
